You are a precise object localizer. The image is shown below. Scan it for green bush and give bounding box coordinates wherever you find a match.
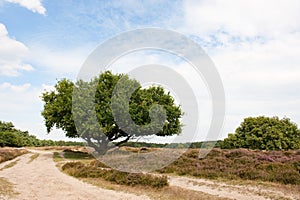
[221,116,300,150]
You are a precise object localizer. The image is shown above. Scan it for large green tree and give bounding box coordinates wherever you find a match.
[41,71,183,154]
[221,116,300,150]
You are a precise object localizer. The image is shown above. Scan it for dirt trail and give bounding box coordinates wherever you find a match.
[169,176,299,200]
[0,150,149,200]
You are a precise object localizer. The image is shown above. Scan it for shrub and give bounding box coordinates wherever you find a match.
[62,161,168,188]
[157,148,300,185]
[221,116,300,150]
[0,148,28,163]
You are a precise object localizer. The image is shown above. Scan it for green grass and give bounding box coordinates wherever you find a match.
[53,152,64,162]
[63,149,94,160]
[27,153,39,164]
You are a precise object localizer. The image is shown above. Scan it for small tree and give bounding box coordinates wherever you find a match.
[41,71,183,154]
[221,116,300,150]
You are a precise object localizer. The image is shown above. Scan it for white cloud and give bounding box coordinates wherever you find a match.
[0,23,34,76]
[183,0,300,39]
[180,1,300,138]
[0,82,73,141]
[5,0,46,15]
[27,44,93,78]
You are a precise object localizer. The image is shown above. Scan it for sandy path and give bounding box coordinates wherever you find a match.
[0,151,149,200]
[169,176,299,200]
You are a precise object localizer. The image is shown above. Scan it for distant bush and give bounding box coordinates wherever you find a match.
[220,116,300,150]
[0,121,84,147]
[62,161,168,188]
[157,148,300,185]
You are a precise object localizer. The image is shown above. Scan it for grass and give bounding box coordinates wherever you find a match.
[59,147,300,186]
[53,152,64,162]
[0,147,28,163]
[27,153,39,164]
[83,178,229,200]
[63,149,94,160]
[0,159,19,171]
[62,161,169,189]
[0,177,18,198]
[57,147,300,199]
[157,148,300,185]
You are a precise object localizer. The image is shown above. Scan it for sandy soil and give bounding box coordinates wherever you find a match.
[169,176,300,200]
[0,150,149,200]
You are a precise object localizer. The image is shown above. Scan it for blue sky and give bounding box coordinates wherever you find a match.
[1,0,300,142]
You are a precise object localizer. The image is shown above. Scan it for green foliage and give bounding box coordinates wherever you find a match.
[221,116,300,150]
[0,120,83,147]
[0,121,33,147]
[62,161,168,188]
[41,71,183,153]
[63,149,94,160]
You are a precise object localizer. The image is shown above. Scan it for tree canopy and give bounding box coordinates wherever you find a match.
[221,116,300,150]
[41,71,183,154]
[0,121,81,147]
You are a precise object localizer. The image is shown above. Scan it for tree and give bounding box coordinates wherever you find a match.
[41,71,183,154]
[221,116,300,150]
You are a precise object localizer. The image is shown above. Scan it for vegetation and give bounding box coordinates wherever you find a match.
[0,178,18,198]
[27,153,39,164]
[84,178,228,200]
[0,159,19,171]
[120,141,221,149]
[0,148,28,163]
[62,161,168,188]
[0,121,83,147]
[42,71,183,154]
[63,149,94,160]
[157,148,300,185]
[221,116,300,150]
[53,152,63,162]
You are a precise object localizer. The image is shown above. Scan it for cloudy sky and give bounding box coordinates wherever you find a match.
[0,0,300,142]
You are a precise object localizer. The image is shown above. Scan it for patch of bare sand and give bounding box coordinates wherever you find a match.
[169,176,299,200]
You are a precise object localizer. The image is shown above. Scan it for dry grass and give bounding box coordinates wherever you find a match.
[0,147,28,164]
[27,153,39,164]
[0,159,20,171]
[83,178,229,200]
[62,161,169,188]
[0,177,18,199]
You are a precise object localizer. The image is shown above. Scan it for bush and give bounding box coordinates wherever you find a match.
[62,161,168,188]
[157,148,300,185]
[0,148,28,163]
[221,116,300,150]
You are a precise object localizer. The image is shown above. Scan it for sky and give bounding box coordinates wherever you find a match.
[0,0,300,142]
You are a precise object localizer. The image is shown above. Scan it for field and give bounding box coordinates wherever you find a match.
[55,147,300,199]
[0,146,299,199]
